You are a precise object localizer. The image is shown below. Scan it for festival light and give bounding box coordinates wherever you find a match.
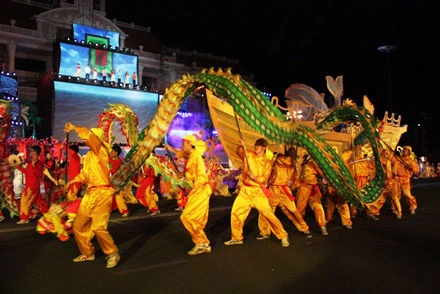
[286,110,303,121]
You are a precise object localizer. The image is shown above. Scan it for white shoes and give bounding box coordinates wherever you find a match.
[106,253,120,269]
[320,226,328,236]
[281,236,290,247]
[73,254,95,262]
[224,239,244,245]
[16,219,29,225]
[187,244,211,255]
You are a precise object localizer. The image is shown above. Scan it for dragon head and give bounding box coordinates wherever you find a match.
[0,100,12,142]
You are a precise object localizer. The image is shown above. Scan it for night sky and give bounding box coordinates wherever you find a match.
[106,0,438,151]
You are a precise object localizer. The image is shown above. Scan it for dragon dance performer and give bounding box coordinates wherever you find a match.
[257,148,312,240]
[325,149,354,229]
[224,138,290,247]
[346,146,376,220]
[16,145,48,224]
[179,134,213,255]
[365,148,402,219]
[64,123,120,269]
[392,145,420,215]
[325,185,353,229]
[296,154,328,235]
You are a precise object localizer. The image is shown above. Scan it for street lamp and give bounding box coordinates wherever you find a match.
[378,45,399,112]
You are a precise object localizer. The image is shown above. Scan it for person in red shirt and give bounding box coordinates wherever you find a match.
[16,145,48,224]
[135,162,160,215]
[66,144,82,201]
[109,144,130,217]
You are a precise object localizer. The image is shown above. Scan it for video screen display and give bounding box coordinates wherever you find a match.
[52,82,228,164]
[58,42,138,83]
[53,81,159,143]
[73,23,120,48]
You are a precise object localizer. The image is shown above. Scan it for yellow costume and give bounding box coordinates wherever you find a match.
[346,147,374,219]
[225,139,289,247]
[325,185,353,229]
[366,149,402,218]
[296,157,327,235]
[258,154,311,237]
[180,135,213,255]
[64,124,119,268]
[392,146,419,214]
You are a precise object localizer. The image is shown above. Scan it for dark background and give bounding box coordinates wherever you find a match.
[106,0,438,160]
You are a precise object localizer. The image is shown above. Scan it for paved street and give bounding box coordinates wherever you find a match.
[0,180,439,294]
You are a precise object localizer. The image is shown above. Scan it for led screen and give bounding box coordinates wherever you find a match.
[58,42,137,83]
[53,81,159,143]
[73,23,120,48]
[53,82,228,164]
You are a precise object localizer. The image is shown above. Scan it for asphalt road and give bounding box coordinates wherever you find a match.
[0,180,439,294]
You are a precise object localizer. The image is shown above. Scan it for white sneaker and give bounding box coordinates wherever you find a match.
[304,230,312,238]
[224,239,244,245]
[0,216,5,223]
[16,219,29,225]
[320,226,328,236]
[73,254,95,262]
[187,244,211,256]
[410,209,416,215]
[146,210,160,216]
[256,234,270,240]
[106,253,120,269]
[281,236,290,247]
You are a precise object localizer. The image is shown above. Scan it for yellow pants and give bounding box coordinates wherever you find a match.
[230,185,288,241]
[180,183,212,245]
[258,185,309,235]
[367,181,402,217]
[325,192,352,227]
[394,178,417,211]
[296,183,326,227]
[114,191,129,214]
[73,186,118,257]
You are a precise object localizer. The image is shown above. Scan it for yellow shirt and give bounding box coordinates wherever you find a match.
[394,155,419,178]
[73,128,111,187]
[243,152,272,186]
[185,149,209,188]
[299,161,319,185]
[270,155,294,186]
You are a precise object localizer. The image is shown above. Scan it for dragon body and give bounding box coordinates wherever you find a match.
[110,68,385,209]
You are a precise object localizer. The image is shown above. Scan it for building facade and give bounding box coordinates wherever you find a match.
[0,0,252,101]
